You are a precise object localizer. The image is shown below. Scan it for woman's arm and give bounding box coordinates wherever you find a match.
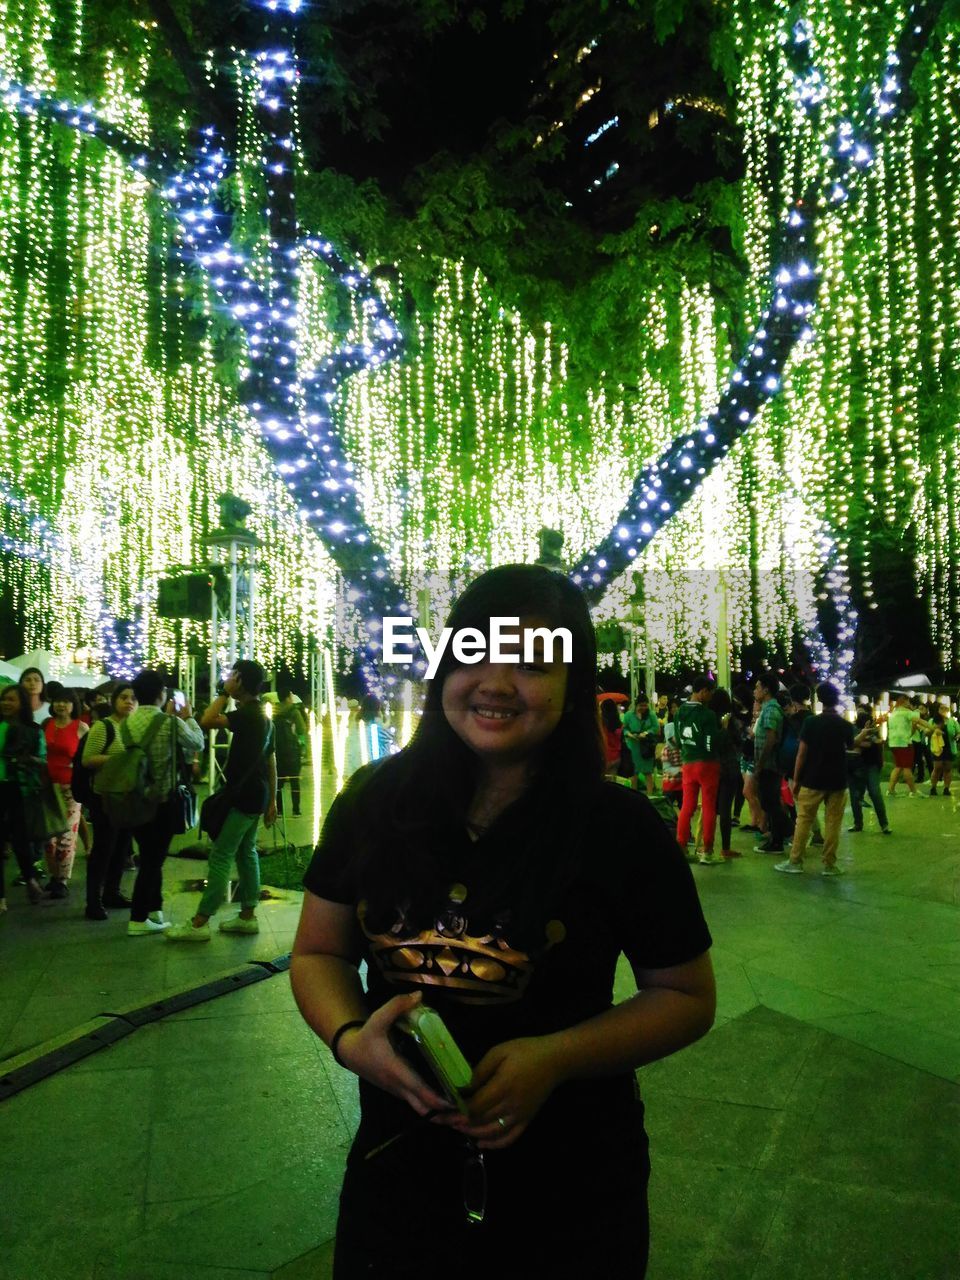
[81,720,108,768]
[291,891,453,1118]
[460,950,715,1149]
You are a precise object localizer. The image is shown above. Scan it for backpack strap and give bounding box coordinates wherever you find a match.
[121,712,168,752]
[103,719,116,751]
[218,722,273,799]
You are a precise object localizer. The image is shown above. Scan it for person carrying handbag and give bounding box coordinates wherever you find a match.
[166,660,277,941]
[0,683,48,907]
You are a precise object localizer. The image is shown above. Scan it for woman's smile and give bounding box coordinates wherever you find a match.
[442,618,568,764]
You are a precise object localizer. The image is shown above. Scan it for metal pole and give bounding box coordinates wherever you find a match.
[717,568,731,692]
[643,610,656,705]
[184,654,196,709]
[228,538,238,669]
[248,553,257,659]
[208,554,220,795]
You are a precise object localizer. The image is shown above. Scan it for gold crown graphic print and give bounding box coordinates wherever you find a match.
[358,882,566,1004]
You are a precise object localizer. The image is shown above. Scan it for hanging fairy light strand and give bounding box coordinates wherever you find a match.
[0,0,411,688]
[572,1,944,661]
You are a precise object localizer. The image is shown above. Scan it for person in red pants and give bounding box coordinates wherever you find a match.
[674,677,722,865]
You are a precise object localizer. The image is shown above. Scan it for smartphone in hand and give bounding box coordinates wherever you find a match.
[397,1005,473,1115]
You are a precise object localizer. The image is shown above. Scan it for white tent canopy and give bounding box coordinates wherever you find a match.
[5,651,111,687]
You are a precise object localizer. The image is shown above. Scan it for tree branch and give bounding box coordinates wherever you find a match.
[142,0,227,132]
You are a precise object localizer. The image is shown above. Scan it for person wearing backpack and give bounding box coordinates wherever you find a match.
[928,704,958,796]
[781,686,824,850]
[753,672,789,853]
[110,670,204,935]
[80,683,138,920]
[166,659,277,941]
[674,677,721,862]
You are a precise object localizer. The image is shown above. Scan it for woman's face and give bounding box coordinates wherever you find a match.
[441,616,569,767]
[1,687,22,719]
[113,689,137,718]
[20,672,43,697]
[51,696,73,720]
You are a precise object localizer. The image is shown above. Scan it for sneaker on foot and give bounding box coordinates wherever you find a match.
[85,904,109,921]
[881,827,892,835]
[810,832,825,846]
[148,910,166,925]
[165,921,212,942]
[756,841,785,854]
[821,865,844,877]
[721,848,741,859]
[128,918,171,935]
[219,915,260,935]
[45,879,69,900]
[848,825,863,833]
[774,859,804,874]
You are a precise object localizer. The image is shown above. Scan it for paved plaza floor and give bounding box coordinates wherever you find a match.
[1,780,958,1279]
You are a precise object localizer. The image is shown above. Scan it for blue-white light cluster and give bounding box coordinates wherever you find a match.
[1,2,413,690]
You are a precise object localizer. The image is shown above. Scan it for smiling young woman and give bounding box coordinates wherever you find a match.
[291,564,716,1279]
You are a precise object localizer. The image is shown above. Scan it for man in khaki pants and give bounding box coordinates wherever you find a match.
[775,682,860,878]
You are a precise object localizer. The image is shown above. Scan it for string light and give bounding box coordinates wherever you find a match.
[0,0,955,691]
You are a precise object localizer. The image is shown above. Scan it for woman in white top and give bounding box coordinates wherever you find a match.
[18,667,50,725]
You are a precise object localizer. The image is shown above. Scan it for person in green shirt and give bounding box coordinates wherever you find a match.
[884,693,925,796]
[674,677,722,860]
[622,693,661,793]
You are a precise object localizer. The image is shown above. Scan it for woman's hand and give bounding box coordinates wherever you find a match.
[337,992,455,1120]
[453,1036,563,1150]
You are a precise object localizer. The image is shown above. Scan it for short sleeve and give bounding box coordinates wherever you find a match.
[82,720,106,764]
[302,788,361,904]
[602,790,712,972]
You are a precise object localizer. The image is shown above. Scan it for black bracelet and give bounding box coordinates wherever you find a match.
[330,1019,366,1068]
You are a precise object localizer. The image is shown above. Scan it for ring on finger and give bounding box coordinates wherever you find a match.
[496,1116,507,1130]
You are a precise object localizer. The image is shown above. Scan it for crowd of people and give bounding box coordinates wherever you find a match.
[3,579,956,1275]
[0,661,279,930]
[597,678,957,874]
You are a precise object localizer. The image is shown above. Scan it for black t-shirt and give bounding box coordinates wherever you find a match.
[798,712,855,791]
[225,703,274,814]
[304,771,711,1087]
[305,770,712,1260]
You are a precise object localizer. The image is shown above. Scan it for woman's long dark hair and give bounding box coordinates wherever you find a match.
[347,565,605,935]
[1,683,34,726]
[17,667,46,701]
[600,699,622,733]
[710,688,732,719]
